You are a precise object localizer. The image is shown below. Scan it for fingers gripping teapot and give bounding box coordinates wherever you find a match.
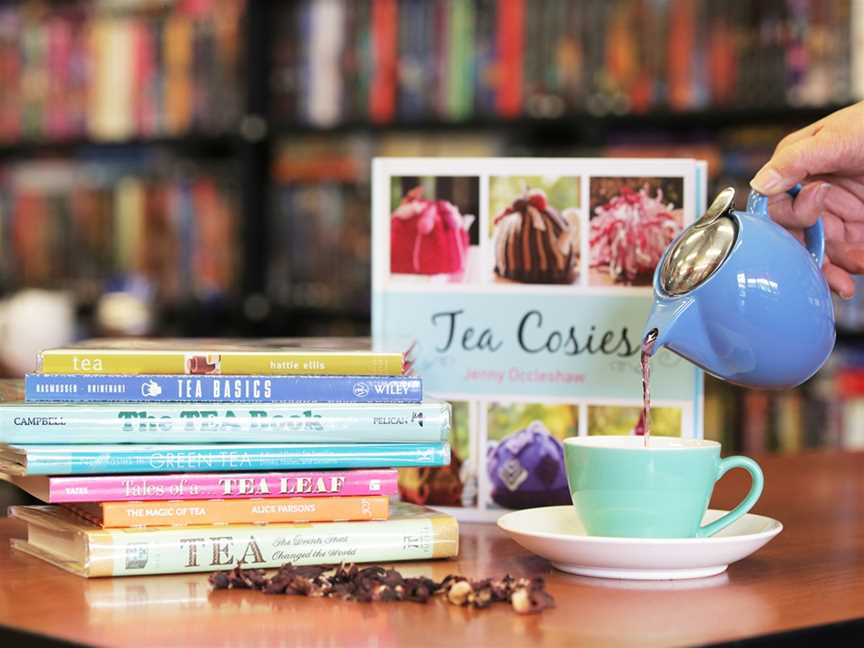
[643,185,835,389]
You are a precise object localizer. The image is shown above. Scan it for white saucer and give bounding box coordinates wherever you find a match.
[497,506,782,580]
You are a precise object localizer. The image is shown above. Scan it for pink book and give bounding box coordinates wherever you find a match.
[4,469,398,503]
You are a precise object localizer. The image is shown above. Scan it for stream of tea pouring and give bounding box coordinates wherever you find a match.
[637,328,658,447]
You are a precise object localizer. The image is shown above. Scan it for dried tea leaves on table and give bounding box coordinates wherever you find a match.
[209,562,554,614]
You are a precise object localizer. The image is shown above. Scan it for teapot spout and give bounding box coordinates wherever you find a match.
[642,297,704,359]
[644,294,771,384]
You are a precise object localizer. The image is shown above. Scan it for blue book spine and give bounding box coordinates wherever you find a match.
[11,442,450,475]
[25,374,422,403]
[0,401,449,444]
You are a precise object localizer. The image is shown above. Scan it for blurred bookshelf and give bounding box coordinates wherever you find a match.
[1,0,864,452]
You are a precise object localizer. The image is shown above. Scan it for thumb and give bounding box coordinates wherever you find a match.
[750,132,859,194]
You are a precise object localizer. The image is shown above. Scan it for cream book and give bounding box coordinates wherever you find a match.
[10,502,459,577]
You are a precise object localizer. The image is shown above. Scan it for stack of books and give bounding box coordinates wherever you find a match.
[0,339,458,577]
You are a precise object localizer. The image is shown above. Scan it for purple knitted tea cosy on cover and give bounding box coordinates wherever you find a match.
[487,420,572,509]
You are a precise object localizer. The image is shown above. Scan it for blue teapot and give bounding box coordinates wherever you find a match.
[643,185,835,389]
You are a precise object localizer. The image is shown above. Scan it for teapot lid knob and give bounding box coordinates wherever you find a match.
[659,187,738,296]
[695,186,736,228]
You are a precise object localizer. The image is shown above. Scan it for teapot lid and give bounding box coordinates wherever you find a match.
[659,187,738,296]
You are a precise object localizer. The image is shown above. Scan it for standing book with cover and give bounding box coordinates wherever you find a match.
[372,157,706,521]
[0,442,450,475]
[24,374,422,403]
[10,502,459,577]
[1,469,399,503]
[0,381,448,443]
[37,337,412,376]
[64,495,390,528]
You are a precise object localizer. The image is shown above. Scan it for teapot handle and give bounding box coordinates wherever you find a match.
[746,183,825,268]
[787,183,826,268]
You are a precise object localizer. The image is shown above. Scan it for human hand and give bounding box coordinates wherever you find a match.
[750,101,864,299]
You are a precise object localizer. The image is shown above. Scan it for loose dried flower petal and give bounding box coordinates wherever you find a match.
[446,580,473,606]
[511,588,532,613]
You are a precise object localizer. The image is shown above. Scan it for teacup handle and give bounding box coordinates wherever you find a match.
[696,456,764,538]
[747,183,825,267]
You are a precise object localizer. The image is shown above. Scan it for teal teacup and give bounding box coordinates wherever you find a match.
[563,436,763,538]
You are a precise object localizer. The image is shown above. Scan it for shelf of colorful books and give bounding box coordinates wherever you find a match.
[0,0,245,146]
[271,0,859,129]
[0,154,243,317]
[272,106,848,138]
[0,135,242,159]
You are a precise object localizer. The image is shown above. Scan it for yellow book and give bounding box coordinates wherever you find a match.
[38,338,412,376]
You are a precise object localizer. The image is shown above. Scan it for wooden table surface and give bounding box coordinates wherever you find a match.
[1,451,864,647]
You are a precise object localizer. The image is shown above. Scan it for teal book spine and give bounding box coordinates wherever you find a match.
[6,442,450,475]
[0,401,449,444]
